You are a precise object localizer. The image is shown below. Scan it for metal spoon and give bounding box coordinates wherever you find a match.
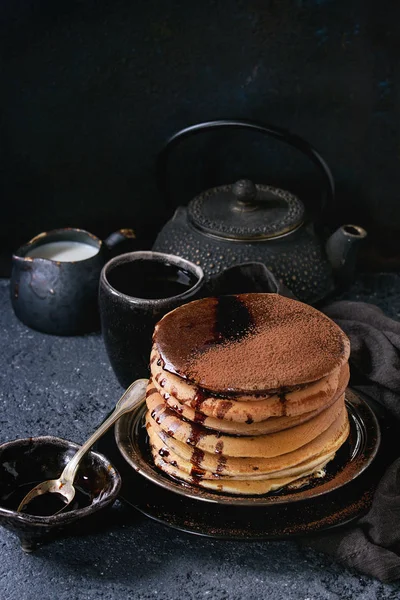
[17,378,148,515]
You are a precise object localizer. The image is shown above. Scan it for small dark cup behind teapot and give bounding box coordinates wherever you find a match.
[11,227,136,335]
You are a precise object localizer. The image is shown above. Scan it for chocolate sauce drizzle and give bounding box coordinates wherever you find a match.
[216,400,232,420]
[210,439,227,477]
[170,401,183,415]
[216,455,227,475]
[150,403,180,438]
[278,393,288,416]
[194,412,206,425]
[215,296,254,342]
[191,447,205,466]
[191,388,206,410]
[186,422,206,447]
[190,389,207,425]
[190,447,206,483]
[166,421,180,437]
[215,440,224,454]
[150,404,165,423]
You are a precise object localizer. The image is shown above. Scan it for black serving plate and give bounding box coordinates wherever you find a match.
[97,389,393,539]
[114,390,379,507]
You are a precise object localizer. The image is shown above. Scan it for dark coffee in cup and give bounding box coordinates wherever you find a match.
[99,252,204,387]
[105,260,198,299]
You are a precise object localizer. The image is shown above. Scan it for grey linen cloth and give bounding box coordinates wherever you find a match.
[306,301,400,582]
[208,264,400,582]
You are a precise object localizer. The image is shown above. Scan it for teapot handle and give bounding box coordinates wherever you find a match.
[156,119,335,219]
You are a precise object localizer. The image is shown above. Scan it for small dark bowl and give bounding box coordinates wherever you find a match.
[0,436,121,552]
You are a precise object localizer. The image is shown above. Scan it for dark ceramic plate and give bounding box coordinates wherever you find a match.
[97,390,392,539]
[114,390,379,507]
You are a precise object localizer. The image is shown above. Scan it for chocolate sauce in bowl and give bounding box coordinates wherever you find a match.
[4,482,91,516]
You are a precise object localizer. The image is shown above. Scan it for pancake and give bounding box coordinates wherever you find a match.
[146,390,346,458]
[151,347,350,423]
[147,403,349,478]
[145,292,351,496]
[148,406,349,495]
[152,451,333,495]
[150,426,337,482]
[146,369,347,435]
[153,294,350,393]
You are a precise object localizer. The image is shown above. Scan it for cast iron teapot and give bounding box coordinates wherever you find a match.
[153,120,366,304]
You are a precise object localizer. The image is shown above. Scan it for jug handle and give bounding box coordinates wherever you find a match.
[104,229,136,255]
[156,119,335,220]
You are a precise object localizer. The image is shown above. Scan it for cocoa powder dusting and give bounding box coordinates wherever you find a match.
[154,294,349,393]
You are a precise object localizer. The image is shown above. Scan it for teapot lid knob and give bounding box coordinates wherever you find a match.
[188,180,305,241]
[232,179,257,207]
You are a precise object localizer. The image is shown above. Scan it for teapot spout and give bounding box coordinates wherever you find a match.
[326,225,367,288]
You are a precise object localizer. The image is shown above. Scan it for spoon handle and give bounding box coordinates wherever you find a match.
[61,378,148,484]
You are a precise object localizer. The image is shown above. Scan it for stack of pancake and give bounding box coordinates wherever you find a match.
[145,293,350,495]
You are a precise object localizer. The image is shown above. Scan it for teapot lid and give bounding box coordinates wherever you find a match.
[187,179,305,241]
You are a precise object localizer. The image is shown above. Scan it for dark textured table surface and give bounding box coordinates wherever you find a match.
[1,275,400,600]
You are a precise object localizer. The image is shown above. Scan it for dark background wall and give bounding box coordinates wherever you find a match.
[1,0,400,275]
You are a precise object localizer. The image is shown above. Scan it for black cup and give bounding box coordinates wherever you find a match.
[99,251,204,387]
